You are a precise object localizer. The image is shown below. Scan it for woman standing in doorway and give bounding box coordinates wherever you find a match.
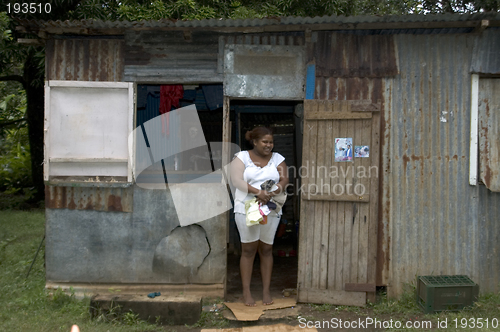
[230,126,289,306]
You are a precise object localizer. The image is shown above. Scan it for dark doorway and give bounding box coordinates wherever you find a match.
[226,100,302,303]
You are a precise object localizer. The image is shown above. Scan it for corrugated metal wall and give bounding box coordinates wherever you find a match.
[46,37,125,81]
[383,33,500,296]
[470,28,500,75]
[124,30,220,82]
[478,78,500,191]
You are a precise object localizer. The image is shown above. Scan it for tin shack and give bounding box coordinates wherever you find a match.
[23,13,500,304]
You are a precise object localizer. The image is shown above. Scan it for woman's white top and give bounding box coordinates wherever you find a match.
[233,151,285,215]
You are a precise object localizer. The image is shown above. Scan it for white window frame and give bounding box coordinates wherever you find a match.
[469,74,479,186]
[44,80,134,183]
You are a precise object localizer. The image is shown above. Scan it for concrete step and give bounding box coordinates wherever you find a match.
[46,282,223,299]
[90,293,201,325]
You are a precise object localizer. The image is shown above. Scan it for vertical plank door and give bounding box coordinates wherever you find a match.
[297,99,380,306]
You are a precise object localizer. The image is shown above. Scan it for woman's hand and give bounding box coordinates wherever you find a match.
[255,190,272,205]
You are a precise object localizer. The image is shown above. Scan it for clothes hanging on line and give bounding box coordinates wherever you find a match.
[159,85,184,135]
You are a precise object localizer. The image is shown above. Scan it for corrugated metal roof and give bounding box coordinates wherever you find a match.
[18,12,500,31]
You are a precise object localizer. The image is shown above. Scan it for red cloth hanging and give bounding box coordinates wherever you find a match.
[159,85,184,135]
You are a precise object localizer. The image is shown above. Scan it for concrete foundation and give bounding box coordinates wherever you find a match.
[90,294,202,325]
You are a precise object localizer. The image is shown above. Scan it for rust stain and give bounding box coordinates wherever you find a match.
[482,102,492,188]
[402,154,410,176]
[107,195,123,212]
[45,186,131,212]
[85,194,94,210]
[82,39,90,81]
[50,39,126,81]
[377,96,389,286]
[315,32,398,78]
[96,190,102,210]
[68,189,76,210]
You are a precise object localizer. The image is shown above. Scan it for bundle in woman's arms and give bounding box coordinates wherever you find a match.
[260,180,287,213]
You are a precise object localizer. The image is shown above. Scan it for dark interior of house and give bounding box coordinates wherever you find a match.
[136,85,300,301]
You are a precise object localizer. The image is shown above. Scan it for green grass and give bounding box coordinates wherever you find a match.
[1,209,499,331]
[0,210,161,332]
[305,279,500,331]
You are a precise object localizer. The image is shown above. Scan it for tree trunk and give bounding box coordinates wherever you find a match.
[24,49,45,202]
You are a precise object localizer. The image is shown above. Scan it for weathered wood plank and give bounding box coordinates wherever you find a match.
[298,100,315,292]
[309,101,321,289]
[356,118,372,289]
[342,180,353,286]
[320,201,330,289]
[335,205,345,290]
[350,202,360,283]
[350,119,361,284]
[311,200,322,288]
[351,100,381,112]
[344,283,376,292]
[298,197,308,290]
[306,200,316,289]
[316,101,329,290]
[305,111,372,120]
[301,192,369,202]
[329,100,339,198]
[298,288,366,307]
[327,201,337,289]
[316,101,327,191]
[327,102,339,290]
[358,202,370,285]
[367,110,381,302]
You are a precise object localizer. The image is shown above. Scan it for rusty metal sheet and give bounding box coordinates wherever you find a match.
[313,32,398,78]
[314,77,384,102]
[471,29,500,75]
[382,33,500,297]
[124,30,221,83]
[218,33,305,74]
[477,185,500,292]
[45,185,133,212]
[479,78,500,191]
[45,185,227,284]
[224,44,305,99]
[46,38,125,81]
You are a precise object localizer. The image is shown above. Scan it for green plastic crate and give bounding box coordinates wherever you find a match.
[416,275,479,313]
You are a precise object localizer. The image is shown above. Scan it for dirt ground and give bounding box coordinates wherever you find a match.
[161,250,435,332]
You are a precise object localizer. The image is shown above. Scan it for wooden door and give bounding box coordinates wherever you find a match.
[297,99,380,306]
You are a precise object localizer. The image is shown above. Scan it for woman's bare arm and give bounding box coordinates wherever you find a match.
[271,161,289,196]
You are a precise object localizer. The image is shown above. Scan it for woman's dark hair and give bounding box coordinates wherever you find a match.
[245,126,274,143]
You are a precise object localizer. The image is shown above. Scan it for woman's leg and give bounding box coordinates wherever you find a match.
[240,241,259,306]
[258,241,274,305]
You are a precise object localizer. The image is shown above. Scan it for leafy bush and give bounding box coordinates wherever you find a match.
[0,80,35,208]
